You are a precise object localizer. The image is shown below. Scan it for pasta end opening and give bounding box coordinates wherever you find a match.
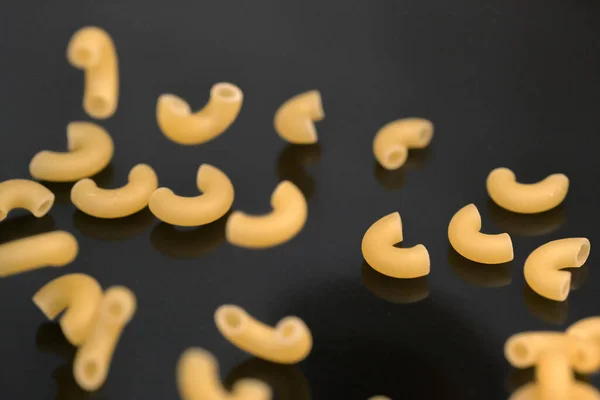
[223,309,244,332]
[512,343,528,361]
[83,360,98,381]
[37,199,53,216]
[213,83,242,102]
[576,243,590,266]
[384,148,407,169]
[73,49,93,65]
[162,95,190,115]
[108,301,123,320]
[88,96,109,116]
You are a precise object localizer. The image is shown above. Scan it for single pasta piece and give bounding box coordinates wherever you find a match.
[486,168,569,214]
[71,164,158,219]
[274,91,324,144]
[361,212,430,279]
[567,317,600,347]
[149,164,233,226]
[157,83,243,145]
[373,118,434,170]
[74,286,136,391]
[536,350,573,400]
[226,181,307,249]
[0,179,54,221]
[67,27,119,119]
[177,348,271,400]
[215,305,312,364]
[32,274,102,346]
[447,203,513,264]
[509,381,600,400]
[29,122,114,182]
[524,238,590,301]
[0,231,78,277]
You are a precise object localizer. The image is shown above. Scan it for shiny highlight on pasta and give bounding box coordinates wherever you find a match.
[274,91,324,144]
[0,179,54,221]
[373,118,433,170]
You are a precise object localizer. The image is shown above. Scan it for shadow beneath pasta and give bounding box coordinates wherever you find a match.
[486,200,565,237]
[374,148,431,190]
[72,208,155,241]
[361,261,429,304]
[41,164,114,205]
[0,214,56,244]
[447,247,512,288]
[522,285,569,326]
[567,264,588,291]
[277,144,321,200]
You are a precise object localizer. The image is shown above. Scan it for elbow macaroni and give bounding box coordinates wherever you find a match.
[567,317,600,347]
[510,382,600,400]
[373,118,434,170]
[0,179,54,221]
[535,350,573,400]
[274,91,324,144]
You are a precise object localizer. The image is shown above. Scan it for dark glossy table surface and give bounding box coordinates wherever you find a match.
[1,0,599,399]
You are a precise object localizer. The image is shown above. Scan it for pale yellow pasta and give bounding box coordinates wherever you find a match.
[524,238,590,301]
[536,350,573,400]
[0,231,78,277]
[74,286,136,391]
[0,179,54,221]
[486,167,569,214]
[29,122,114,182]
[274,91,324,144]
[71,164,158,219]
[32,273,102,346]
[226,181,306,249]
[157,83,243,145]
[373,118,434,170]
[361,212,430,279]
[149,164,233,226]
[448,203,513,264]
[510,382,600,400]
[67,27,119,119]
[567,317,600,347]
[215,305,312,364]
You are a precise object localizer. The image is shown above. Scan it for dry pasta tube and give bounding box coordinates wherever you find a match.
[215,305,312,364]
[448,203,513,264]
[0,231,78,277]
[524,238,590,301]
[226,181,306,249]
[567,317,600,347]
[71,164,158,219]
[29,122,114,182]
[486,168,569,214]
[274,91,324,144]
[536,350,573,400]
[74,286,136,391]
[509,382,600,400]
[157,83,243,145]
[373,118,434,170]
[32,273,102,346]
[67,27,118,119]
[361,212,430,279]
[149,164,233,226]
[0,179,54,221]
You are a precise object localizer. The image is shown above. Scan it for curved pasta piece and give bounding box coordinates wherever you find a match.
[448,203,513,264]
[361,212,430,279]
[536,350,573,400]
[524,238,590,301]
[567,317,600,347]
[373,118,434,170]
[29,122,114,182]
[226,181,307,249]
[74,286,136,391]
[32,274,102,346]
[215,305,312,364]
[67,27,119,119]
[0,231,78,277]
[274,91,324,144]
[509,381,600,400]
[486,168,569,214]
[157,83,243,145]
[149,164,233,226]
[0,179,54,221]
[71,164,158,219]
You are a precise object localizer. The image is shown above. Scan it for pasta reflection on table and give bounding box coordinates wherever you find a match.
[522,285,569,326]
[486,199,565,237]
[277,144,321,200]
[373,147,430,190]
[72,208,154,241]
[361,262,429,304]
[447,247,512,288]
[41,164,114,205]
[0,214,56,244]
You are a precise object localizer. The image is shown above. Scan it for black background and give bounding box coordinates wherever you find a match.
[1,0,599,399]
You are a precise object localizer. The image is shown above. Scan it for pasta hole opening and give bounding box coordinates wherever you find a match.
[213,84,241,102]
[223,310,244,332]
[88,96,109,115]
[84,360,98,381]
[576,244,590,265]
[108,301,123,320]
[385,148,407,169]
[164,96,190,114]
[218,87,236,98]
[37,200,52,216]
[73,49,92,65]
[513,343,529,361]
[281,323,296,338]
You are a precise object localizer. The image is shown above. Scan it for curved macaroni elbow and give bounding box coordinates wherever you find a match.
[274,91,324,144]
[361,212,430,279]
[567,317,600,347]
[71,164,158,218]
[29,122,114,182]
[535,350,573,400]
[448,204,513,264]
[225,181,307,249]
[149,164,233,226]
[510,381,600,400]
[0,179,55,221]
[157,83,243,145]
[215,305,312,364]
[524,238,590,301]
[67,27,118,119]
[486,168,569,214]
[373,118,434,170]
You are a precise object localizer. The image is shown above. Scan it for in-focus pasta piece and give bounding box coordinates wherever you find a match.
[149,164,233,226]
[524,238,590,301]
[448,203,513,264]
[274,91,324,144]
[32,274,102,346]
[71,164,158,219]
[157,83,243,145]
[0,179,54,221]
[215,305,312,364]
[67,27,119,119]
[535,350,572,400]
[486,168,569,214]
[226,181,306,249]
[0,231,78,277]
[361,212,430,279]
[509,381,600,400]
[567,317,600,347]
[29,122,114,182]
[373,118,434,170]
